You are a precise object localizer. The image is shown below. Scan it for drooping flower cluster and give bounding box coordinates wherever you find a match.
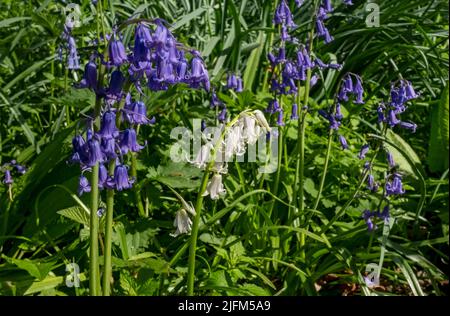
[169,191,196,237]
[69,101,153,195]
[69,19,211,199]
[362,206,390,231]
[267,0,345,127]
[190,110,271,200]
[1,160,27,187]
[318,73,365,151]
[377,80,419,133]
[75,20,210,106]
[337,73,365,105]
[226,73,243,93]
[60,25,80,70]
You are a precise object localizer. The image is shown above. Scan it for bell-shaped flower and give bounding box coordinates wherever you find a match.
[203,173,226,200]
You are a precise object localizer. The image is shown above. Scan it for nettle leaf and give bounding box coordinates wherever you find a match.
[205,270,231,289]
[150,162,202,189]
[119,271,139,296]
[239,283,271,296]
[304,178,318,197]
[57,206,89,227]
[2,255,55,281]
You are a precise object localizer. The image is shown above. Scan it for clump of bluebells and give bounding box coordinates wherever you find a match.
[1,160,27,199]
[1,160,26,186]
[67,19,210,201]
[360,80,420,231]
[266,0,347,128]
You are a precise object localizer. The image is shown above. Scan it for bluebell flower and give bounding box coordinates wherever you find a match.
[3,170,13,185]
[377,104,386,122]
[367,174,379,192]
[98,111,119,139]
[101,136,118,160]
[291,103,299,120]
[353,76,364,104]
[133,24,152,63]
[377,205,390,221]
[119,128,145,154]
[362,210,377,231]
[399,121,417,133]
[77,61,98,91]
[218,107,227,123]
[108,38,128,66]
[273,0,296,29]
[124,101,151,125]
[210,91,223,108]
[386,173,405,195]
[335,102,343,120]
[387,109,400,127]
[338,135,349,150]
[277,110,285,126]
[358,144,369,160]
[97,207,105,217]
[98,163,108,189]
[295,0,304,7]
[318,109,341,130]
[67,40,80,70]
[323,0,333,13]
[405,81,419,100]
[189,53,210,92]
[386,151,395,169]
[112,164,134,191]
[152,18,170,48]
[106,70,125,102]
[266,99,281,114]
[86,137,104,167]
[78,175,91,196]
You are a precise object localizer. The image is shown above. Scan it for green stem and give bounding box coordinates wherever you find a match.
[185,115,241,295]
[312,129,333,211]
[130,153,145,217]
[186,171,211,296]
[268,128,283,216]
[102,160,115,296]
[89,163,100,296]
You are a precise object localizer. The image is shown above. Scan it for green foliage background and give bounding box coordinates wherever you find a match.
[0,0,448,296]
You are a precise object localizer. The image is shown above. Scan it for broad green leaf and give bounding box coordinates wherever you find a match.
[57,206,90,227]
[428,80,449,172]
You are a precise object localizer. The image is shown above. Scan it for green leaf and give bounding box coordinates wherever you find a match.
[57,206,90,227]
[2,255,55,281]
[243,32,266,91]
[428,80,449,172]
[0,17,31,28]
[385,129,422,177]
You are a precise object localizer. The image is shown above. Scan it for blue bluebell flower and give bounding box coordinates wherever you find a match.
[78,175,91,196]
[358,144,369,160]
[3,170,13,185]
[112,164,134,191]
[399,121,417,133]
[386,151,395,169]
[338,135,349,150]
[385,173,405,195]
[367,174,379,192]
[119,128,145,154]
[77,60,98,91]
[291,103,299,120]
[98,111,119,139]
[108,38,128,66]
[98,163,108,189]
